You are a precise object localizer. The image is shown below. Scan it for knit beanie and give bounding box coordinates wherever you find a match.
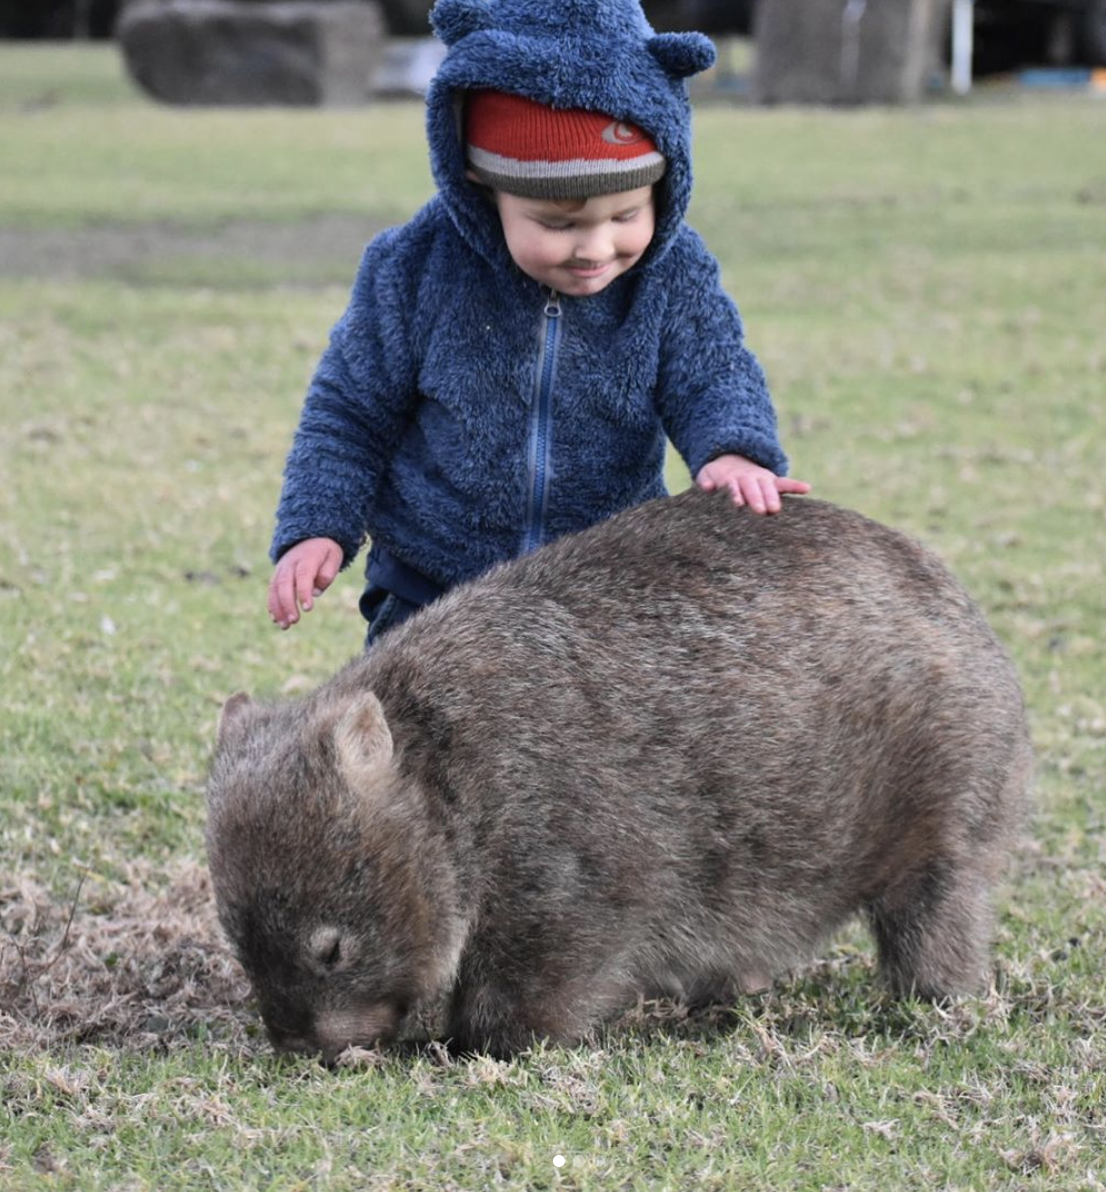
[465,89,666,200]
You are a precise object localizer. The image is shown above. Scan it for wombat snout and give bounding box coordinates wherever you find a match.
[265,1001,406,1063]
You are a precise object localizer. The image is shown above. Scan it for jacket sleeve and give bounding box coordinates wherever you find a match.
[270,229,420,568]
[654,229,788,479]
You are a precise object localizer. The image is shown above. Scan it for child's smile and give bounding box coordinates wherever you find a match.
[493,186,656,296]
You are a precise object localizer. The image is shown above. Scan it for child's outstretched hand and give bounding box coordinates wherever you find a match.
[268,537,343,630]
[696,454,811,514]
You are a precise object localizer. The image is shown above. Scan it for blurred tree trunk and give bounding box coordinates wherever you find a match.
[754,0,952,104]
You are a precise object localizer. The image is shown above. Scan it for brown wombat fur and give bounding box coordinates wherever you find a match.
[207,491,1032,1061]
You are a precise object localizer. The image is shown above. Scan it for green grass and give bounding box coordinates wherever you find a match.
[2,44,1105,1192]
[0,45,433,229]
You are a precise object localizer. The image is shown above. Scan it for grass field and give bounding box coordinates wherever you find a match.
[1,43,1105,1191]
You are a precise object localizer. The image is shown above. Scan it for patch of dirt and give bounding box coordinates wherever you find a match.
[0,860,256,1054]
[0,213,389,282]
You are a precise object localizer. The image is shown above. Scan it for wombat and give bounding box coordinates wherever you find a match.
[207,490,1032,1061]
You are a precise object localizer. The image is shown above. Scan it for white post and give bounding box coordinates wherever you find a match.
[840,0,869,100]
[951,0,974,96]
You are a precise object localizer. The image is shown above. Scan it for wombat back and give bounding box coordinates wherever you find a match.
[208,491,1032,1060]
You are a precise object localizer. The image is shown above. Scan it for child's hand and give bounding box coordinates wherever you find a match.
[268,538,343,630]
[696,454,811,514]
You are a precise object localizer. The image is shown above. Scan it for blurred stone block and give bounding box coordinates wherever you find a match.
[118,0,386,106]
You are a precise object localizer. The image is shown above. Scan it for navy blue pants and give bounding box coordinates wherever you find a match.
[359,544,448,650]
[359,584,425,650]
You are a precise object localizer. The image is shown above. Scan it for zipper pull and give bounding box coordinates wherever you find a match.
[544,288,562,318]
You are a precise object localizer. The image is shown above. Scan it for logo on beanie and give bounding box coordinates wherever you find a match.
[601,121,645,146]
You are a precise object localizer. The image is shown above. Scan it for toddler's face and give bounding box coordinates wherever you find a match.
[492,186,655,297]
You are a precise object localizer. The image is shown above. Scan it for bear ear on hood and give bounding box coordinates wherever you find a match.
[648,31,717,78]
[430,0,492,47]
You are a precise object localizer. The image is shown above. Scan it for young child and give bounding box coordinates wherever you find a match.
[268,0,810,642]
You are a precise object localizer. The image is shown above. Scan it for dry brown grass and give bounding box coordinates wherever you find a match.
[1,862,254,1056]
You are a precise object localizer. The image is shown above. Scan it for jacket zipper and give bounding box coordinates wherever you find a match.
[521,288,562,554]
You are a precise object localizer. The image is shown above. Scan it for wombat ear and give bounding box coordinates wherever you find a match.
[306,925,347,971]
[216,692,252,747]
[334,692,395,786]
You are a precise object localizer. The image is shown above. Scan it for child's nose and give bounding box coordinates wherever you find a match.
[574,225,613,262]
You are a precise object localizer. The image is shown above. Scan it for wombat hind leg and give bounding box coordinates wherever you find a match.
[867,860,994,1000]
[683,970,774,1011]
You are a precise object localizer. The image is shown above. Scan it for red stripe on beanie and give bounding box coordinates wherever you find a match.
[465,89,666,199]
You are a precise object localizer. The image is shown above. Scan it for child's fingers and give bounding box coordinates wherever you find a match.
[700,465,809,514]
[738,474,769,513]
[268,541,340,630]
[295,560,320,615]
[758,478,782,513]
[268,569,299,629]
[315,548,341,592]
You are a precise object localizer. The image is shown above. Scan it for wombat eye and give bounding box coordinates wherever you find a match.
[308,926,343,969]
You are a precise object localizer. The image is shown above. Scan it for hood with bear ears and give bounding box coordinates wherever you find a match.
[425,0,716,276]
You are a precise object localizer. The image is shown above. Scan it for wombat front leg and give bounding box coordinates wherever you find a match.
[447,969,634,1058]
[866,857,993,999]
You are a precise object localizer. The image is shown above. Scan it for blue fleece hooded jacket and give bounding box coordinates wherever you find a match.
[271,0,789,591]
